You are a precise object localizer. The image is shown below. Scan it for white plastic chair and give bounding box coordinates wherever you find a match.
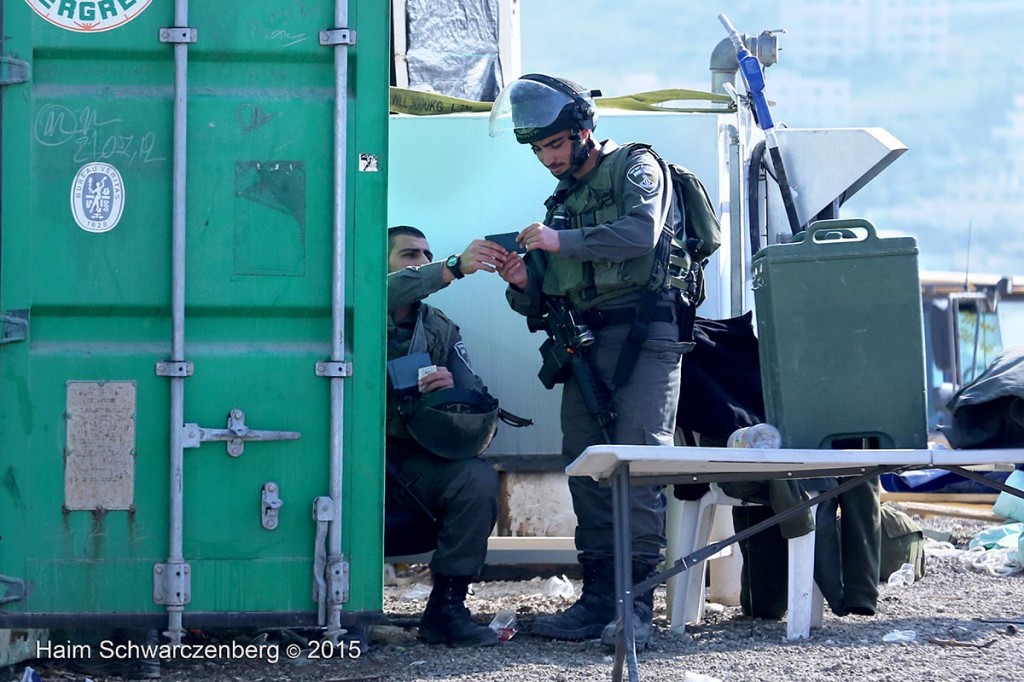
[665,482,824,640]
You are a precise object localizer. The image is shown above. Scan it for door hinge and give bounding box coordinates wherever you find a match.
[0,573,27,605]
[1,309,28,345]
[0,57,30,86]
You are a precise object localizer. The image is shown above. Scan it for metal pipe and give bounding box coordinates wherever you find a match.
[326,0,352,641]
[727,125,744,316]
[710,36,741,95]
[709,32,780,95]
[166,0,190,646]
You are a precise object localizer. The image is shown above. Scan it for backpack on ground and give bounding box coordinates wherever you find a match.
[879,503,926,582]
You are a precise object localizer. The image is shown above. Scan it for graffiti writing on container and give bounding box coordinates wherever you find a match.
[268,29,307,47]
[389,94,477,114]
[237,103,274,135]
[34,104,166,166]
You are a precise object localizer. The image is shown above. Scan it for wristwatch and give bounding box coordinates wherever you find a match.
[445,254,465,279]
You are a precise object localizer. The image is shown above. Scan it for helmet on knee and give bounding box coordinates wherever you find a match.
[400,387,499,460]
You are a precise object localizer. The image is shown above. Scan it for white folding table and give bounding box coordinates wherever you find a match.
[565,445,1024,682]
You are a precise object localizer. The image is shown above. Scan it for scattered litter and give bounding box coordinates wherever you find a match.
[968,523,1023,552]
[882,629,917,644]
[489,609,518,641]
[385,563,432,587]
[542,574,576,600]
[20,668,40,682]
[977,616,1024,625]
[958,546,1020,577]
[946,625,971,639]
[400,583,432,600]
[924,524,1024,576]
[704,602,726,614]
[929,636,997,648]
[683,673,723,682]
[886,562,916,587]
[923,538,962,559]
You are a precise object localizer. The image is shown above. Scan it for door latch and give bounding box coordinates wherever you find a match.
[261,481,282,530]
[182,409,300,457]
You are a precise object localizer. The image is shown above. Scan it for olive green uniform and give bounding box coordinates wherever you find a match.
[386,262,498,577]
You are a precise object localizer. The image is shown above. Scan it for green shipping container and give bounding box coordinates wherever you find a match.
[0,1,389,638]
[752,218,928,450]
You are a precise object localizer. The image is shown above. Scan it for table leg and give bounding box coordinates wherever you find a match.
[611,463,639,682]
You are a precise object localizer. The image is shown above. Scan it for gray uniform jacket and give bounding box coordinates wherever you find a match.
[502,138,685,563]
[505,140,670,316]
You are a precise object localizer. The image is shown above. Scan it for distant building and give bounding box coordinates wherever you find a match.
[781,0,950,70]
[769,72,853,127]
[994,95,1024,177]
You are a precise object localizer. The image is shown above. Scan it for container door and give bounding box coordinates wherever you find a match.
[0,1,388,629]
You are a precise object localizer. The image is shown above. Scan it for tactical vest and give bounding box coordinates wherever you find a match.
[386,303,459,441]
[542,145,661,310]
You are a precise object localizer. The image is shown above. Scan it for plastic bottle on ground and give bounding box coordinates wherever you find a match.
[886,562,916,587]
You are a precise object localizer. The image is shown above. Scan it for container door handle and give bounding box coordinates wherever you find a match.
[182,409,300,457]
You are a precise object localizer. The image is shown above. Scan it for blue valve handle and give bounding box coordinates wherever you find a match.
[719,13,774,130]
[719,13,802,235]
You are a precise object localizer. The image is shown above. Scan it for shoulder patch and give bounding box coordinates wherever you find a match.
[626,161,660,194]
[453,341,474,372]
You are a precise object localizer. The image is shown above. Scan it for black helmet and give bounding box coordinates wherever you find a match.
[400,387,499,460]
[489,74,600,144]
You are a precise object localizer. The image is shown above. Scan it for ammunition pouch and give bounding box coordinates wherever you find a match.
[537,335,573,389]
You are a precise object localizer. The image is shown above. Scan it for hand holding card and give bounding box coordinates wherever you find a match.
[484,231,526,254]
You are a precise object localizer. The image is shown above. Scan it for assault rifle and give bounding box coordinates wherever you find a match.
[524,205,616,441]
[526,297,616,442]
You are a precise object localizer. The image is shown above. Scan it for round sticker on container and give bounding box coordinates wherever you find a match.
[71,162,125,233]
[25,0,153,33]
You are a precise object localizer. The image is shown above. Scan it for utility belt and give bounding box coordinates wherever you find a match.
[581,303,675,330]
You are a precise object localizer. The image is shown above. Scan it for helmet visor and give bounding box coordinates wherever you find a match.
[488,78,576,139]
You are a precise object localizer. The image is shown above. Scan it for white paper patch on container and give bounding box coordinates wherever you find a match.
[70,162,125,233]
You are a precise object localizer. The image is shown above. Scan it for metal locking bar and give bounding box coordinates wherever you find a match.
[182,409,301,457]
[312,496,335,625]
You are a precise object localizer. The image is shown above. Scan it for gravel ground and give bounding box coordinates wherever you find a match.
[9,514,1023,682]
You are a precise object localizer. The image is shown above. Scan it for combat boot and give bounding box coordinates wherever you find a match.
[601,561,658,651]
[418,574,498,647]
[533,559,616,640]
